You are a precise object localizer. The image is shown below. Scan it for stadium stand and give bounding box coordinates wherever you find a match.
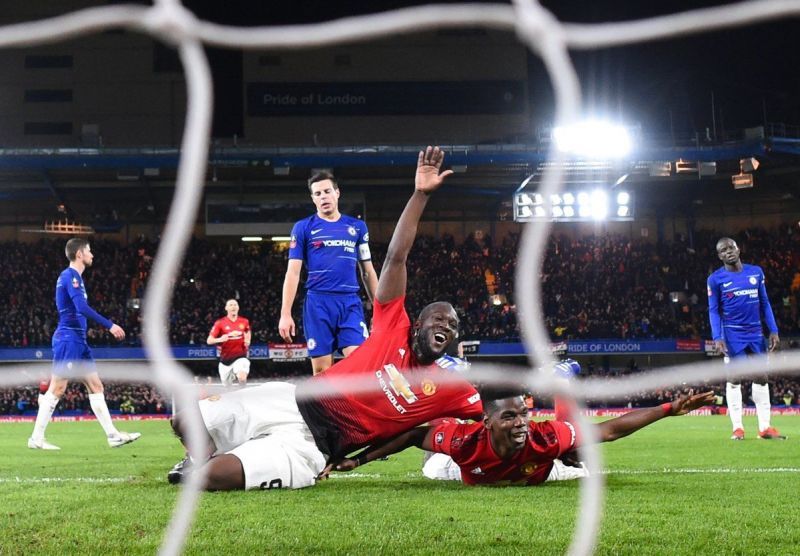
[1,225,799,348]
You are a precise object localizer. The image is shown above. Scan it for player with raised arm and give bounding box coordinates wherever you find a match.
[207,299,251,386]
[28,238,140,450]
[707,237,785,440]
[168,147,484,490]
[326,390,715,486]
[279,171,378,375]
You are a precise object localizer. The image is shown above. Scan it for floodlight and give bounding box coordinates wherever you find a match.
[562,192,575,205]
[617,206,629,217]
[577,192,590,206]
[590,189,608,220]
[534,207,546,217]
[563,206,575,217]
[552,120,632,158]
[578,205,591,218]
[550,194,562,205]
[518,193,533,206]
[552,206,564,218]
[617,191,630,205]
[533,193,543,205]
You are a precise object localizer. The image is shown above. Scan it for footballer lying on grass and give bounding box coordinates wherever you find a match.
[321,391,715,486]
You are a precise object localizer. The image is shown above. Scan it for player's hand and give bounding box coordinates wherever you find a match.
[317,462,335,481]
[714,339,728,355]
[109,324,125,341]
[219,334,230,343]
[335,458,358,472]
[278,315,295,342]
[415,146,453,195]
[670,391,715,416]
[768,332,780,351]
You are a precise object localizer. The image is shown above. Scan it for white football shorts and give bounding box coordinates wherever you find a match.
[198,382,326,490]
[218,357,250,386]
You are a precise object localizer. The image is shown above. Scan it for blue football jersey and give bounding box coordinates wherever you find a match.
[288,214,371,294]
[54,267,113,342]
[707,264,778,342]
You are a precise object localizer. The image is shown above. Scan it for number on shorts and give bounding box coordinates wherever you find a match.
[359,321,369,339]
[260,478,283,490]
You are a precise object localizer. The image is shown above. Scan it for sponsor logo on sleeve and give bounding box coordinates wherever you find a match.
[289,235,297,249]
[71,277,80,288]
[467,392,481,405]
[434,431,444,445]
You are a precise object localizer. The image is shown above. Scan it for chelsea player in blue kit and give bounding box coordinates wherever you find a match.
[707,237,785,440]
[28,238,141,450]
[279,171,378,374]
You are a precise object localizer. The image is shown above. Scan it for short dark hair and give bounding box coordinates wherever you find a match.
[308,170,338,192]
[65,237,90,261]
[483,395,525,417]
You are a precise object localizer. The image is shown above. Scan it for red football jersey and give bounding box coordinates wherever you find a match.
[296,296,483,459]
[430,419,578,486]
[209,316,250,364]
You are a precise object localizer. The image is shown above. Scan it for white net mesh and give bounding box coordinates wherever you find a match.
[2,1,800,554]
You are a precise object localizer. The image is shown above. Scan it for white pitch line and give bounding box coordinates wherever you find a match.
[0,476,135,484]
[604,467,800,475]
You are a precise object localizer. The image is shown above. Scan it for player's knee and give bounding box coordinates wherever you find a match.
[204,455,245,491]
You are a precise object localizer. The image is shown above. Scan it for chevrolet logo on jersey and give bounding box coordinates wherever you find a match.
[384,364,418,404]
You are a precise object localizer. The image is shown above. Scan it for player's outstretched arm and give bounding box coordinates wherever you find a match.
[375,146,453,304]
[318,426,432,478]
[595,391,715,443]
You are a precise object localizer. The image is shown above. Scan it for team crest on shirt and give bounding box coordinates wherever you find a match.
[749,276,758,285]
[347,226,357,236]
[239,324,244,330]
[434,432,444,445]
[521,462,537,475]
[421,378,437,396]
[71,277,80,288]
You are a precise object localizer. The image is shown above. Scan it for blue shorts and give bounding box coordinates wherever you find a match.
[726,337,767,358]
[302,291,368,357]
[52,338,95,376]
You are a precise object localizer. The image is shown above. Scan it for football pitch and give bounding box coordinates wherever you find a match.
[1,416,798,555]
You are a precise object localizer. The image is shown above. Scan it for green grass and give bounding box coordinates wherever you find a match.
[0,415,798,555]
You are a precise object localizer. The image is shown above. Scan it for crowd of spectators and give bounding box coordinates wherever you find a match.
[0,380,169,416]
[0,225,799,348]
[1,369,796,416]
